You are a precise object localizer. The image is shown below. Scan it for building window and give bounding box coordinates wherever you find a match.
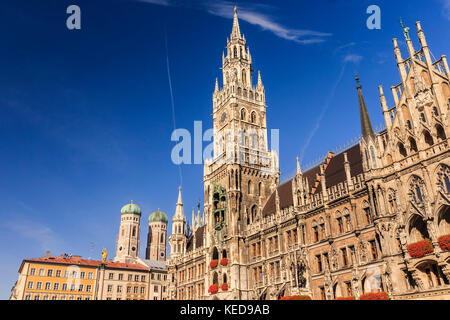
[45,282,51,290]
[341,248,348,266]
[363,207,372,225]
[88,272,93,279]
[80,272,85,279]
[313,226,319,242]
[128,274,133,281]
[433,106,439,116]
[56,270,61,278]
[135,275,139,282]
[319,287,326,300]
[345,282,352,296]
[30,268,36,276]
[134,287,138,294]
[369,240,378,260]
[141,275,146,282]
[72,271,77,278]
[337,218,344,234]
[109,273,114,280]
[62,283,67,291]
[316,255,322,273]
[117,285,122,293]
[118,274,123,281]
[64,271,69,278]
[36,282,42,290]
[27,281,33,289]
[344,215,352,232]
[70,284,76,291]
[320,223,326,239]
[25,295,31,300]
[426,268,435,288]
[34,295,40,300]
[86,285,91,292]
[107,285,112,293]
[141,287,145,294]
[47,269,53,277]
[127,286,131,293]
[39,269,45,276]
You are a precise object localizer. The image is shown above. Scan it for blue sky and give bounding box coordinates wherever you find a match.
[0,0,449,298]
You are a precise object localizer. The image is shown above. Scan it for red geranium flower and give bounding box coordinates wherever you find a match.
[220,258,228,266]
[221,283,228,291]
[209,260,218,269]
[407,239,434,258]
[438,234,450,252]
[359,292,389,300]
[208,284,218,294]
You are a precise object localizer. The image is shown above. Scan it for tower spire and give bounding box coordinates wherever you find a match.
[231,6,241,39]
[174,186,185,220]
[296,157,302,175]
[356,75,375,141]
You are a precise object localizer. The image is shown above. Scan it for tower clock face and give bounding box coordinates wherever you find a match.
[221,112,227,122]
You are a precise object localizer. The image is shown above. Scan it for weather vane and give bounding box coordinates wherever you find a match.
[399,18,410,40]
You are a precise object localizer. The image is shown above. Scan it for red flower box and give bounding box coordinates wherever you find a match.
[438,234,450,252]
[221,283,228,291]
[407,239,434,258]
[279,295,312,300]
[208,284,218,294]
[333,296,355,300]
[220,258,228,266]
[209,260,218,269]
[359,292,389,300]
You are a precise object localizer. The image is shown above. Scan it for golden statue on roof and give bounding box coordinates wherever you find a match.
[101,248,107,263]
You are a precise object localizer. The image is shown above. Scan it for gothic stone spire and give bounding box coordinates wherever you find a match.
[356,76,375,141]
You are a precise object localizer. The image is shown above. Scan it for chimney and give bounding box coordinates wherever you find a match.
[45,251,50,259]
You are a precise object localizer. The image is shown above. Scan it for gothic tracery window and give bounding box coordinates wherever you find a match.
[437,164,450,194]
[409,176,426,204]
[387,189,398,214]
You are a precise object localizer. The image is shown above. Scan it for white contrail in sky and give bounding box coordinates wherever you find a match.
[165,30,183,187]
[299,62,348,166]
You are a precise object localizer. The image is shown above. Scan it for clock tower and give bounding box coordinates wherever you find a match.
[203,6,279,299]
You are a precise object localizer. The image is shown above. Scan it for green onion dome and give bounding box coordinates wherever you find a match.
[120,201,142,215]
[149,209,168,224]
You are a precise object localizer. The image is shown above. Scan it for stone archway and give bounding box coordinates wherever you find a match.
[437,206,450,236]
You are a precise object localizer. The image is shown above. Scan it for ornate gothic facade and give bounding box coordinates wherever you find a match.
[167,8,450,300]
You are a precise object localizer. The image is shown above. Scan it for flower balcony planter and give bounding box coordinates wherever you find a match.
[220,258,228,267]
[208,284,218,294]
[333,297,355,300]
[279,295,312,300]
[209,260,218,269]
[438,234,450,252]
[407,239,434,258]
[221,283,228,291]
[358,292,389,300]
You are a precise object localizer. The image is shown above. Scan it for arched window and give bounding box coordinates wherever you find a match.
[160,233,164,243]
[248,180,252,194]
[258,182,262,196]
[406,120,412,130]
[437,206,450,235]
[251,111,257,124]
[399,143,407,157]
[319,218,326,240]
[409,137,418,153]
[223,273,227,284]
[362,202,372,225]
[242,69,247,85]
[132,226,136,237]
[436,124,447,142]
[233,47,237,58]
[424,130,434,147]
[343,209,352,232]
[387,189,398,214]
[409,176,426,204]
[437,164,450,194]
[212,247,219,260]
[408,214,430,242]
[251,205,257,222]
[312,221,319,242]
[433,106,439,116]
[222,249,227,259]
[420,112,427,123]
[240,108,246,121]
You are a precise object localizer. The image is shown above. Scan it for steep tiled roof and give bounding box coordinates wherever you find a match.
[262,144,363,217]
[23,256,149,271]
[186,225,205,252]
